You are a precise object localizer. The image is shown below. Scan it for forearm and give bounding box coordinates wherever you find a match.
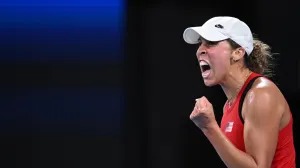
[202,125,258,168]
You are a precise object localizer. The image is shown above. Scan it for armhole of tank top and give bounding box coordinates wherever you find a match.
[238,76,263,124]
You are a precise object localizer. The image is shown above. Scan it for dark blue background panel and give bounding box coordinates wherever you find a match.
[0,1,124,61]
[0,88,123,135]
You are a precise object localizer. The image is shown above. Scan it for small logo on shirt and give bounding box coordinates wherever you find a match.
[225,122,234,132]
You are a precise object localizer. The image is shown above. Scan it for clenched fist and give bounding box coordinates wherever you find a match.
[190,96,218,131]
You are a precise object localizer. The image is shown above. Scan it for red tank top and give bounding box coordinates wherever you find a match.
[220,72,296,168]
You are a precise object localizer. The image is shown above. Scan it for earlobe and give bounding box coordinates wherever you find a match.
[231,57,239,63]
[230,56,239,63]
[233,48,245,61]
[230,48,245,63]
[232,52,240,62]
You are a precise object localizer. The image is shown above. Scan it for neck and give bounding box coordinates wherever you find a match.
[219,68,252,104]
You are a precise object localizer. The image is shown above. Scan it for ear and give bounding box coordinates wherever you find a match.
[232,48,246,61]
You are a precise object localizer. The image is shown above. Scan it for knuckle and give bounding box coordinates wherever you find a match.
[190,114,195,120]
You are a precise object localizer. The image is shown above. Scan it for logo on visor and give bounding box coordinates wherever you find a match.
[215,24,224,29]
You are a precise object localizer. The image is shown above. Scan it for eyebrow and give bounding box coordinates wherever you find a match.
[198,37,212,43]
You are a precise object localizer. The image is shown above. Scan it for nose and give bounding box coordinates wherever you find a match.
[196,45,207,58]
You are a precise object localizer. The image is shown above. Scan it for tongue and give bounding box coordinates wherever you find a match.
[202,69,211,78]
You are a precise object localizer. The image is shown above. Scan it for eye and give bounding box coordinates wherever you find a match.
[205,41,219,46]
[198,37,219,47]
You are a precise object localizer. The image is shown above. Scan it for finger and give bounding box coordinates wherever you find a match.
[194,100,200,111]
[193,108,199,115]
[195,98,202,106]
[196,98,207,110]
[190,111,196,119]
[194,104,201,113]
[193,105,198,112]
[200,97,212,109]
[201,96,211,106]
[191,109,196,115]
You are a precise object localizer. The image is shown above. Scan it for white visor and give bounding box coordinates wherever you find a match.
[183,26,229,44]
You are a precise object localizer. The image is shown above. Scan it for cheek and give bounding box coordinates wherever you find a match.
[209,52,230,72]
[215,59,228,72]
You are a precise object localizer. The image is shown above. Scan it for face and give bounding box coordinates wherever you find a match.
[196,39,233,86]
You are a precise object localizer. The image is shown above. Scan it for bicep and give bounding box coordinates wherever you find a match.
[243,90,282,168]
[244,118,279,168]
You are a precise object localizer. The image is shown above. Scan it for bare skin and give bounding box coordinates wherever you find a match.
[190,39,291,168]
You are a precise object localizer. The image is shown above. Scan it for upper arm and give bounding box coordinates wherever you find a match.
[243,87,283,168]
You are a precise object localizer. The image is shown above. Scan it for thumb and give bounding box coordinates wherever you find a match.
[195,97,208,109]
[200,96,209,102]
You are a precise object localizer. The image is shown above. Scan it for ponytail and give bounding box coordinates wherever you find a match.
[245,39,274,77]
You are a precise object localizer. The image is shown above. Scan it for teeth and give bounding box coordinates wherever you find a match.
[200,61,208,66]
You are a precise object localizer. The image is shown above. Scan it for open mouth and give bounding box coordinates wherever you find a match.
[199,61,211,78]
[200,61,211,73]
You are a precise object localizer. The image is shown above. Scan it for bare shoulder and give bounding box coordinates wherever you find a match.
[249,77,286,106]
[242,77,287,125]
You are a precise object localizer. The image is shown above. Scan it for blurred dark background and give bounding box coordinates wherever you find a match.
[0,0,299,168]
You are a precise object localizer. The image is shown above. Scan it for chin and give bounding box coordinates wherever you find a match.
[203,79,219,87]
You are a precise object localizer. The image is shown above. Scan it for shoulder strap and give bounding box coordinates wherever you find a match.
[238,76,263,124]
